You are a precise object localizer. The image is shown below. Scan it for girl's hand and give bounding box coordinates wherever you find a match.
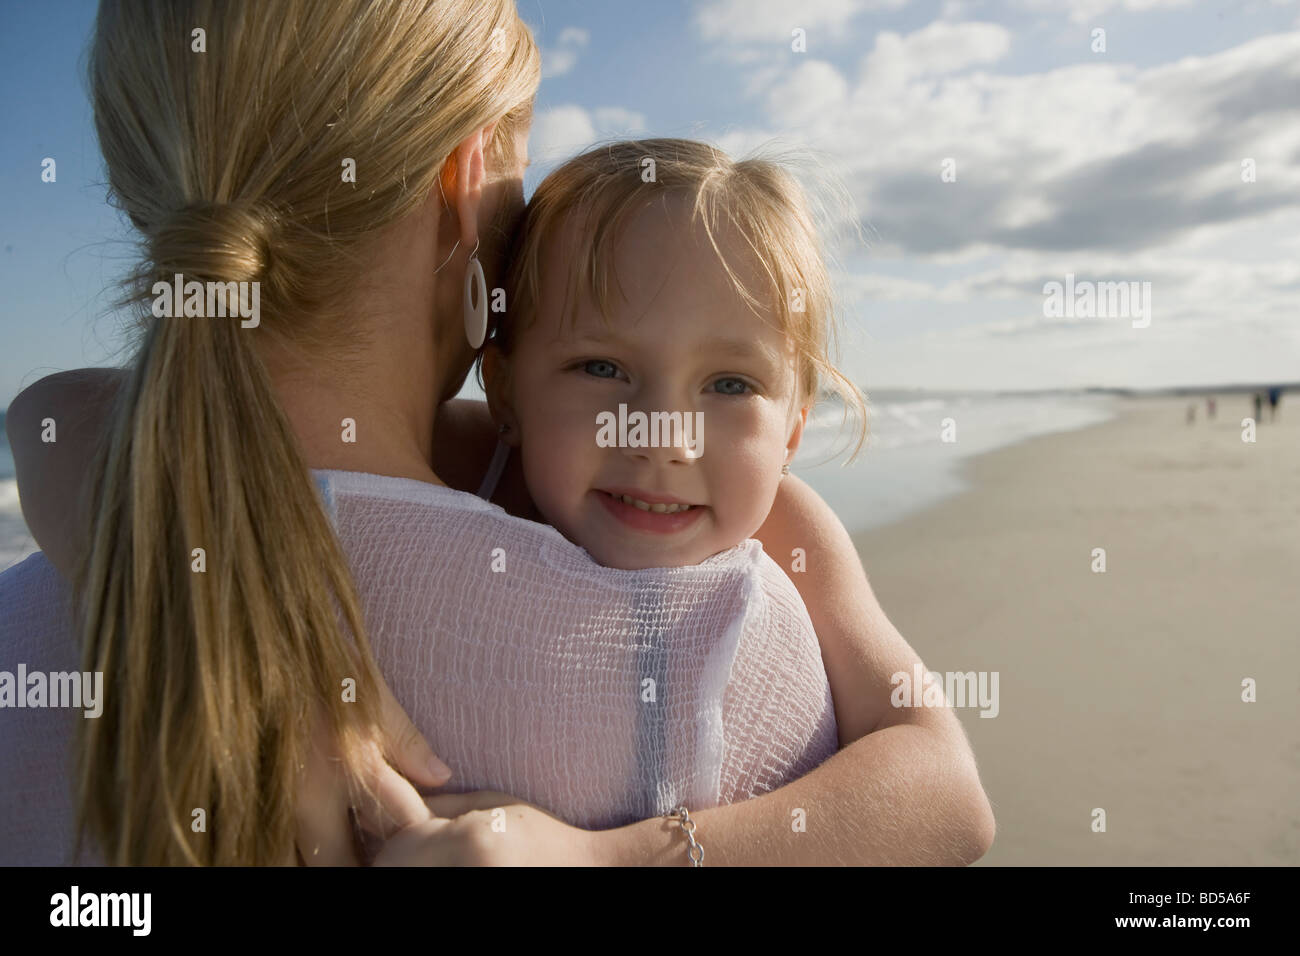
[372,790,601,866]
[295,680,453,865]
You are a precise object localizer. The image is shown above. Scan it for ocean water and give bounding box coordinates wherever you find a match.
[0,394,1119,571]
[790,391,1119,534]
[0,411,38,571]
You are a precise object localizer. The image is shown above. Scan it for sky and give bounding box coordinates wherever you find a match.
[1,0,1297,404]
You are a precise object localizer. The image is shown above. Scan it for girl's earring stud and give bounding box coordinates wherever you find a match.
[781,463,790,476]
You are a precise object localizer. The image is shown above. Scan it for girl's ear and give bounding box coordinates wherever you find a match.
[784,403,809,466]
[481,342,521,446]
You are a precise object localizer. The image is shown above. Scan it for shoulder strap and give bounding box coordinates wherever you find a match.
[475,438,512,502]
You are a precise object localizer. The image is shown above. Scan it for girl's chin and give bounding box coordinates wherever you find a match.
[571,529,702,571]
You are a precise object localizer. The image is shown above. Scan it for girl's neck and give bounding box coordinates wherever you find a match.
[492,442,545,521]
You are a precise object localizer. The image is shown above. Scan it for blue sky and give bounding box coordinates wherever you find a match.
[2,0,1298,403]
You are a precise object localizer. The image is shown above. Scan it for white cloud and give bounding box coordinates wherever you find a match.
[723,20,1300,388]
[557,26,590,46]
[742,26,1300,259]
[766,60,851,126]
[591,107,649,134]
[540,26,591,79]
[862,20,1012,79]
[1014,0,1196,25]
[529,105,650,166]
[937,0,980,19]
[835,272,969,302]
[531,105,596,162]
[694,0,908,46]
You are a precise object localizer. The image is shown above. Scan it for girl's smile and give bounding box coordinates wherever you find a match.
[593,487,708,535]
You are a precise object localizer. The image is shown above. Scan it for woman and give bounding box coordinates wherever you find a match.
[3,0,993,865]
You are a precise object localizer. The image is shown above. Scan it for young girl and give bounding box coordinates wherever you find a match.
[479,137,866,573]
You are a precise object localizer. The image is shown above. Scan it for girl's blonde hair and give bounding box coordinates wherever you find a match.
[79,0,539,864]
[488,138,868,462]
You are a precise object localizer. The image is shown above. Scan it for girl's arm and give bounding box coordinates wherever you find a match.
[447,398,996,864]
[6,368,126,578]
[598,474,995,864]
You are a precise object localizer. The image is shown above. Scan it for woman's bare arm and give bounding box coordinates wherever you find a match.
[596,475,996,864]
[6,368,126,578]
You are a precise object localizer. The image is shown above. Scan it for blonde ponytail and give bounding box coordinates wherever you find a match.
[78,295,378,865]
[77,0,540,864]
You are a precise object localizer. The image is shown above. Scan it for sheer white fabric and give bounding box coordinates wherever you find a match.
[0,469,837,863]
[320,470,838,831]
[0,552,91,864]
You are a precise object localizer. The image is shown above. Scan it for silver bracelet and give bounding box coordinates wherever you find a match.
[665,805,704,866]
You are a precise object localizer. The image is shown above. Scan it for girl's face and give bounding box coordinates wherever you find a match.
[487,196,808,571]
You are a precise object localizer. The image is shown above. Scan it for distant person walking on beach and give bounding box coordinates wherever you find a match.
[1254,392,1264,424]
[1267,386,1281,422]
[1186,403,1196,425]
[1206,396,1216,420]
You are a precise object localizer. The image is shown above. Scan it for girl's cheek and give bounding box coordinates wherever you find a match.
[708,407,780,457]
[524,375,585,434]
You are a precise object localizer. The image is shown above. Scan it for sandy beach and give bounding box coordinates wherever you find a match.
[852,395,1299,865]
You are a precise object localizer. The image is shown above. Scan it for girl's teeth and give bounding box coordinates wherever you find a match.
[615,493,692,514]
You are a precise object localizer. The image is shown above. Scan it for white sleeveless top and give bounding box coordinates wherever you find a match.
[0,455,837,862]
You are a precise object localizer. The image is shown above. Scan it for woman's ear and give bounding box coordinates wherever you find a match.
[441,124,493,250]
[482,342,521,446]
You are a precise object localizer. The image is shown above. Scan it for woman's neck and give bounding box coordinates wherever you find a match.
[262,190,473,487]
[272,365,445,486]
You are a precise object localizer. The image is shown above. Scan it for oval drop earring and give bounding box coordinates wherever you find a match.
[464,239,487,349]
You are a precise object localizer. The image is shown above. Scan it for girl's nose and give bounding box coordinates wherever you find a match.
[615,406,705,464]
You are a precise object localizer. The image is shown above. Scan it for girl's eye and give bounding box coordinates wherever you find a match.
[712,377,752,396]
[571,362,752,393]
[580,359,622,379]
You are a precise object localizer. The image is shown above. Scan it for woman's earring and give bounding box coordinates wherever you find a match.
[464,239,487,349]
[781,463,790,476]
